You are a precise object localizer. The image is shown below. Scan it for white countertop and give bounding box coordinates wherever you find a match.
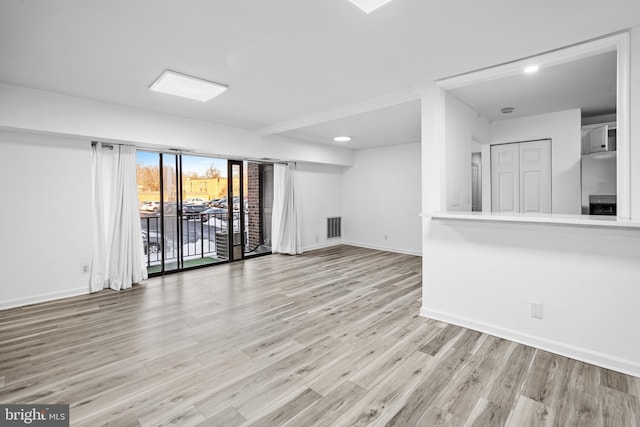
[425,211,640,230]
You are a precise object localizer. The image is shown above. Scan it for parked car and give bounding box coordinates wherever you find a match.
[140,201,161,213]
[142,230,164,254]
[182,204,209,219]
[140,201,178,215]
[233,197,249,211]
[200,207,226,223]
[185,197,206,205]
[212,197,227,208]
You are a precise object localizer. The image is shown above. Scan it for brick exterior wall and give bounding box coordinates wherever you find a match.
[247,163,261,250]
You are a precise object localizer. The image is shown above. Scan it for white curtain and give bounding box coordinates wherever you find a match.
[272,162,302,255]
[90,142,147,292]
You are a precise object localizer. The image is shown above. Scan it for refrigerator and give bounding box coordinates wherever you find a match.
[581,151,616,214]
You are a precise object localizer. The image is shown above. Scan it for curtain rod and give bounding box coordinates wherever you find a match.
[91,141,115,150]
[92,141,290,164]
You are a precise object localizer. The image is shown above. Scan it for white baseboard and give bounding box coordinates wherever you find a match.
[0,287,89,311]
[343,240,422,257]
[420,307,640,378]
[302,240,344,252]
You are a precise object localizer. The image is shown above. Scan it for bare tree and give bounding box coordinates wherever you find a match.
[205,164,222,179]
[136,164,160,191]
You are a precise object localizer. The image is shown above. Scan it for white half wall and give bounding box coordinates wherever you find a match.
[421,219,640,376]
[342,143,422,255]
[296,162,344,251]
[421,27,640,377]
[0,130,93,309]
[490,109,582,214]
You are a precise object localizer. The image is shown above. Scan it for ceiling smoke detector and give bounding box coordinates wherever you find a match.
[501,107,515,114]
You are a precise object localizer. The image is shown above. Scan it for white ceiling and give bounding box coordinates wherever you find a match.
[449,50,617,122]
[0,1,638,149]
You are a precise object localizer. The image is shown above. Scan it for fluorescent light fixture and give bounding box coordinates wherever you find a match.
[334,136,352,142]
[349,0,395,13]
[524,65,539,74]
[149,70,228,102]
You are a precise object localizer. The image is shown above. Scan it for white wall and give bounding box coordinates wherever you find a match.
[296,162,343,251]
[0,82,357,309]
[631,27,640,219]
[0,130,93,309]
[421,28,640,377]
[0,82,354,167]
[445,93,490,211]
[490,109,582,214]
[342,143,422,255]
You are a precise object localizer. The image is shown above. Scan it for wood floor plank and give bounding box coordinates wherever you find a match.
[521,349,572,407]
[553,386,603,427]
[243,387,322,427]
[196,407,245,427]
[282,380,367,427]
[331,350,438,426]
[484,343,535,408]
[0,245,638,426]
[418,323,464,356]
[601,386,640,427]
[434,335,509,419]
[506,395,555,427]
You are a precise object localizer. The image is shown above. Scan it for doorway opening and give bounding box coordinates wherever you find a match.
[471,152,482,212]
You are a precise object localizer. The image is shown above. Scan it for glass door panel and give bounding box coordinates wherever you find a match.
[162,154,180,272]
[228,161,244,261]
[180,155,228,267]
[136,151,179,274]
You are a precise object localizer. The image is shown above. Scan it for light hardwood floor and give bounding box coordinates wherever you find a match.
[1,245,639,426]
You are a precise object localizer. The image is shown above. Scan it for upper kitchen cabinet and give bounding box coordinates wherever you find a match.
[582,122,616,154]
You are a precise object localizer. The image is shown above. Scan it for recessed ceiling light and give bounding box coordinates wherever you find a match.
[524,65,539,74]
[334,136,352,142]
[149,70,228,102]
[349,0,395,13]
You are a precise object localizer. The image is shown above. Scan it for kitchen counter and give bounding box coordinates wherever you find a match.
[425,211,640,230]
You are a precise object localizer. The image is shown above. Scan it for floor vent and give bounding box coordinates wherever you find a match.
[327,217,342,239]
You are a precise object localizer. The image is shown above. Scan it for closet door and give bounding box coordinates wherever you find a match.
[519,139,551,213]
[491,143,519,213]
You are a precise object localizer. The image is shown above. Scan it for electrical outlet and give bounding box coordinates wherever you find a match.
[530,301,543,319]
[384,235,388,240]
[81,263,89,274]
[315,235,319,243]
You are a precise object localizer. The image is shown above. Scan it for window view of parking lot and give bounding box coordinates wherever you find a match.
[137,151,273,275]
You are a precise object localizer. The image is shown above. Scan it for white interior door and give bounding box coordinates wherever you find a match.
[491,144,519,213]
[519,139,551,213]
[491,140,551,213]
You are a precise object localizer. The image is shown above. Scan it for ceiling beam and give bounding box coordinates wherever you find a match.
[255,87,421,136]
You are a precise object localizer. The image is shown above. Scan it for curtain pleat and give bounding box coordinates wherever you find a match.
[90,143,147,292]
[272,162,302,255]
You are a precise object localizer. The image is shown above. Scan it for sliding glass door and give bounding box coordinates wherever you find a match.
[137,152,273,275]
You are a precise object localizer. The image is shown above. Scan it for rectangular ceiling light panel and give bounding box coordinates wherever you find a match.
[149,70,228,102]
[349,0,394,13]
